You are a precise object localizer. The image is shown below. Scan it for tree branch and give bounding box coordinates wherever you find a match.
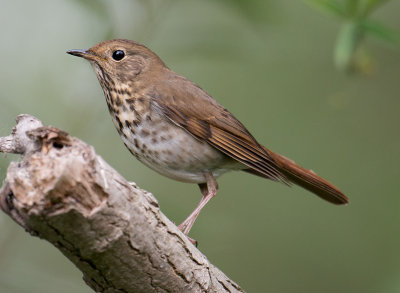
[0,114,244,293]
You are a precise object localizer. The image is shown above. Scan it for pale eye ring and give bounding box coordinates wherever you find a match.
[112,50,125,61]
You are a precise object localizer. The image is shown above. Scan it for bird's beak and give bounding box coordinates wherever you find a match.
[67,49,98,61]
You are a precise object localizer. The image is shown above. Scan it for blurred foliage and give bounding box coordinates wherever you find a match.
[70,0,114,38]
[307,0,399,73]
[219,0,278,23]
[0,0,400,293]
[70,0,174,41]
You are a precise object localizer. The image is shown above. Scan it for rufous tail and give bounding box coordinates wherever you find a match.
[245,147,349,205]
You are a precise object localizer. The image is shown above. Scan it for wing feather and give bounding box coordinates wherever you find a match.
[149,74,348,204]
[157,98,287,182]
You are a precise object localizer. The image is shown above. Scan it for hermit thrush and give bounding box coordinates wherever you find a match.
[67,39,348,237]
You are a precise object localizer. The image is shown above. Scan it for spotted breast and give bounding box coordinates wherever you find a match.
[101,83,239,183]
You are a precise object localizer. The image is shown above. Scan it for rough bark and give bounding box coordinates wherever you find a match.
[0,114,245,293]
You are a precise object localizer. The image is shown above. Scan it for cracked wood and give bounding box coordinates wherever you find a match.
[0,114,245,293]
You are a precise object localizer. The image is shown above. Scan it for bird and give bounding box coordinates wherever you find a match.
[67,39,348,238]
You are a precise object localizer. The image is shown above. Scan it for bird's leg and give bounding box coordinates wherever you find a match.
[178,172,218,236]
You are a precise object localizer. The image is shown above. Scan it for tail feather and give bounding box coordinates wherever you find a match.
[245,147,349,205]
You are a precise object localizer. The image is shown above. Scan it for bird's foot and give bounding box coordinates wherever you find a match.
[176,222,197,246]
[185,235,198,247]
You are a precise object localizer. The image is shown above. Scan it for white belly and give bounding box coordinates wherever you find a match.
[113,112,241,183]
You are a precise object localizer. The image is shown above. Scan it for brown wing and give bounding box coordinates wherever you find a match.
[150,75,287,183]
[150,73,348,205]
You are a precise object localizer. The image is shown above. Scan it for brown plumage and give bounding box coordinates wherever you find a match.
[67,39,348,239]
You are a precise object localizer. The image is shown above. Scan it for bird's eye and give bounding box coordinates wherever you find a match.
[112,50,125,61]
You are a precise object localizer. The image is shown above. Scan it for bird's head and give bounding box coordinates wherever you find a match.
[67,39,165,87]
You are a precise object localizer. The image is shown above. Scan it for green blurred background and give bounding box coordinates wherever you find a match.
[0,0,399,292]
